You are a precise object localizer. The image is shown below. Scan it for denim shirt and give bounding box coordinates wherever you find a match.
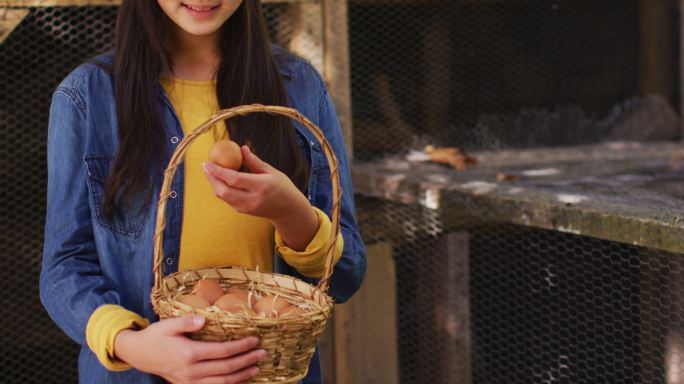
[40,49,366,384]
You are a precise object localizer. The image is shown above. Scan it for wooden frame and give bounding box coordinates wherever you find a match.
[0,8,27,43]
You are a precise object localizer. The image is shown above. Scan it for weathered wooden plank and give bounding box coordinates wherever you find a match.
[352,142,684,254]
[0,8,28,44]
[334,242,398,384]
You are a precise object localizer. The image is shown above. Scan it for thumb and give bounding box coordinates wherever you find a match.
[241,146,274,174]
[159,316,205,335]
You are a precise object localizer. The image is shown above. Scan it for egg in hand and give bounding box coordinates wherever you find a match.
[208,139,242,170]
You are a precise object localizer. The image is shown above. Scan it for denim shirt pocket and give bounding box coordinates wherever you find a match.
[84,154,151,239]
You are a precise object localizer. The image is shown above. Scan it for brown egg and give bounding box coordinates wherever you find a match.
[191,279,225,305]
[225,286,255,307]
[176,294,211,309]
[280,306,306,318]
[253,295,291,317]
[215,293,250,313]
[242,308,257,317]
[208,139,242,170]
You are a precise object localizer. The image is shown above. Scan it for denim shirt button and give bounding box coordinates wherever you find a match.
[170,136,179,144]
[166,257,173,265]
[307,194,312,201]
[170,191,177,199]
[309,140,315,147]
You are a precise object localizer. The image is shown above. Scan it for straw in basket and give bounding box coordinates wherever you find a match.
[151,104,341,383]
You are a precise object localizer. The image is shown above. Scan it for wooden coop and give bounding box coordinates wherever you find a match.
[346,0,684,384]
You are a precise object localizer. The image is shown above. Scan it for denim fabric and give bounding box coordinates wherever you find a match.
[40,47,366,383]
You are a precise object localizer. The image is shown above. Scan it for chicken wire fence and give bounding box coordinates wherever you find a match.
[349,0,684,383]
[349,0,681,159]
[0,4,301,383]
[356,195,684,384]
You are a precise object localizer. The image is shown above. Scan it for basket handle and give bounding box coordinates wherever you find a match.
[151,104,341,299]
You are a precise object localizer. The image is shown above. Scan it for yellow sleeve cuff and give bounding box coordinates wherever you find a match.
[275,206,344,278]
[85,304,150,371]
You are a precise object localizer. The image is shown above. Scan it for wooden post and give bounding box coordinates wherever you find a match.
[422,12,452,143]
[441,232,472,383]
[334,242,399,384]
[640,0,674,97]
[318,317,336,384]
[666,254,684,384]
[284,2,324,74]
[415,232,471,384]
[283,0,352,158]
[322,0,353,158]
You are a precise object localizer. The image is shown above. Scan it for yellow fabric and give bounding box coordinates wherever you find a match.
[86,76,344,371]
[161,76,276,272]
[85,305,150,371]
[276,206,344,278]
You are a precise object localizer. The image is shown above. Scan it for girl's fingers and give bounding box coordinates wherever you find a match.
[195,366,260,384]
[241,145,274,174]
[191,337,260,361]
[193,349,267,377]
[204,162,264,191]
[204,165,249,198]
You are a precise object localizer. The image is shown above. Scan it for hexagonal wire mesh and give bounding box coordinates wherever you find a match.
[349,0,684,383]
[0,4,301,383]
[350,0,680,159]
[356,194,684,384]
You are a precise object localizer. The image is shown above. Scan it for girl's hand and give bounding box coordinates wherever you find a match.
[203,146,306,221]
[114,316,265,384]
[203,146,319,251]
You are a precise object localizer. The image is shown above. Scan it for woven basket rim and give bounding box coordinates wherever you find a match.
[160,266,334,320]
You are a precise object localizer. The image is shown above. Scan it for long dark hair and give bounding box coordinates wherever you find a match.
[103,0,308,218]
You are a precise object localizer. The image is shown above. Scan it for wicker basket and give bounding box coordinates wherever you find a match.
[150,104,341,383]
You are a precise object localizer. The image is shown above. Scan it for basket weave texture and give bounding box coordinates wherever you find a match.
[150,105,341,383]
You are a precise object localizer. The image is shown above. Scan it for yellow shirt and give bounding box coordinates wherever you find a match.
[85,77,343,371]
[163,76,275,272]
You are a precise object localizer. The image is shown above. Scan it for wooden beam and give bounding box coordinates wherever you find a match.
[1,0,310,6]
[0,8,28,44]
[640,0,674,97]
[284,2,324,74]
[334,242,398,384]
[438,232,472,384]
[318,318,336,384]
[422,13,451,142]
[323,0,353,158]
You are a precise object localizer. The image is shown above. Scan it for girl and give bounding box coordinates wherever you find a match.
[40,1,366,383]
